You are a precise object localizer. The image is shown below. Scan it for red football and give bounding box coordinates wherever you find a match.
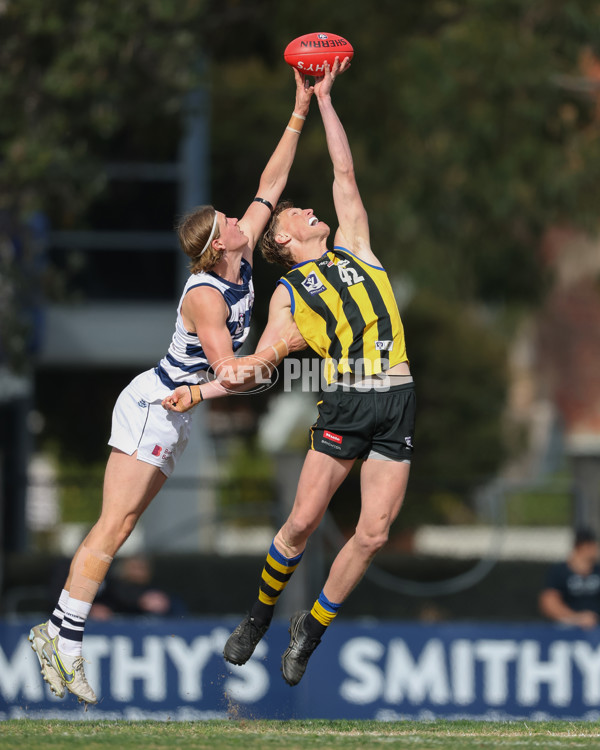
[284,32,354,75]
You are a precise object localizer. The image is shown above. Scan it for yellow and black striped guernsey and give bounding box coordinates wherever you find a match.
[279,246,408,384]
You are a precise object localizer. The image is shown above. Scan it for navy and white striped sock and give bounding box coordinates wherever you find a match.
[47,589,70,639]
[58,596,92,656]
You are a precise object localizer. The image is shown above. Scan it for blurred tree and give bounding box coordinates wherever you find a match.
[3,0,600,519]
[401,291,508,522]
[4,0,600,333]
[1,0,210,218]
[0,0,196,371]
[206,0,600,506]
[210,0,600,306]
[0,0,276,368]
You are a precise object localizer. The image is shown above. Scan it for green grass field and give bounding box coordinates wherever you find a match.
[1,720,600,749]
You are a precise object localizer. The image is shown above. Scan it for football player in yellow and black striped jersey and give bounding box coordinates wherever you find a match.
[224,55,415,686]
[278,242,408,384]
[164,57,415,687]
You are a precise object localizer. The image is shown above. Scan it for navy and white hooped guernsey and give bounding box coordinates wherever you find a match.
[155,258,254,389]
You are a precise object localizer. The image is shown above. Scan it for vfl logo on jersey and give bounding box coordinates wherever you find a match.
[137,399,148,408]
[375,340,394,351]
[302,272,327,295]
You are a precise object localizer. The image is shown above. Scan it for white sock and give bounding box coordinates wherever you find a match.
[58,596,92,656]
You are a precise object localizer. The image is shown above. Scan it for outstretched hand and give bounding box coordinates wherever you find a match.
[314,56,351,99]
[293,68,314,113]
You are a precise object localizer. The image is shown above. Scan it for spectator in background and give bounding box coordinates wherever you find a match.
[539,528,600,629]
[90,555,186,620]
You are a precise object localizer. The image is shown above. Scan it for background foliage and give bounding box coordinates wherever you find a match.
[3,0,600,519]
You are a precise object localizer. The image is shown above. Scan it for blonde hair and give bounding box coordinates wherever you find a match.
[177,205,222,274]
[260,200,296,269]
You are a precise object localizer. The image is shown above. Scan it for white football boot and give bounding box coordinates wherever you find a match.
[49,637,98,705]
[29,622,66,699]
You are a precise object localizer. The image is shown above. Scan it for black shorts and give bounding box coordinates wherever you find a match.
[309,382,416,461]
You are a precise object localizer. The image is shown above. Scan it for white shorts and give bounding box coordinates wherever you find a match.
[108,369,193,478]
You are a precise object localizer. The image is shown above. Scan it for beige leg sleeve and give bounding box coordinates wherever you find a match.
[69,544,114,603]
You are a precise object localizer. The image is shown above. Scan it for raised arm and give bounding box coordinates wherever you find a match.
[314,59,380,266]
[238,70,314,257]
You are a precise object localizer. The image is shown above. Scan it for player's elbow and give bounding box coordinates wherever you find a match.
[215,362,257,390]
[334,164,356,185]
[216,373,239,390]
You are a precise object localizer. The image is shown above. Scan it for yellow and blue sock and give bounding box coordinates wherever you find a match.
[250,540,303,625]
[305,590,343,638]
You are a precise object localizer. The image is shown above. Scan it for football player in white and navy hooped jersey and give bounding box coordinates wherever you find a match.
[155,258,254,393]
[29,70,315,706]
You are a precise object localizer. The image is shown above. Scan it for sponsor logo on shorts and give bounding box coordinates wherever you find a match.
[405,436,413,449]
[137,399,148,408]
[161,448,173,461]
[152,445,162,457]
[321,439,341,451]
[323,430,343,445]
[301,272,326,296]
[375,340,394,351]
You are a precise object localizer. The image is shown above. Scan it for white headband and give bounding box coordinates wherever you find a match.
[200,212,219,255]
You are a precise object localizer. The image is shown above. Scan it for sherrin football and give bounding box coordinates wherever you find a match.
[284,32,354,74]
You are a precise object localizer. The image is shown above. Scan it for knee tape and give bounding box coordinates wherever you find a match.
[69,545,113,602]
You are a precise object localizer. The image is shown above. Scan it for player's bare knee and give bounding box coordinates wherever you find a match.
[94,513,138,551]
[283,515,316,546]
[355,528,389,557]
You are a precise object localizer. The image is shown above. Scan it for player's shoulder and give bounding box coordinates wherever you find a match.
[272,280,293,305]
[333,229,382,268]
[183,279,228,315]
